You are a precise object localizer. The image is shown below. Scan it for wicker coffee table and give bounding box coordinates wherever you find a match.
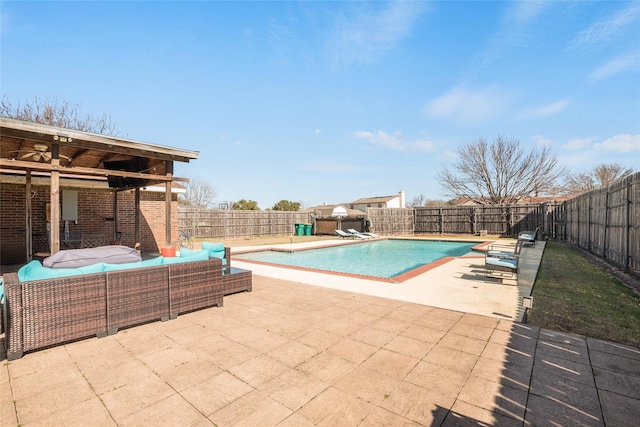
[222,267,252,295]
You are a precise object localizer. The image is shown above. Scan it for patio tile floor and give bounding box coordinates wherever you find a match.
[2,272,639,426]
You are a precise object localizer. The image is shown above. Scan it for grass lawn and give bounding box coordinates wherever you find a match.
[528,241,640,348]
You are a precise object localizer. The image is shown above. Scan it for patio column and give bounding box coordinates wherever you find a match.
[165,161,174,247]
[50,143,61,254]
[135,188,141,250]
[25,171,33,260]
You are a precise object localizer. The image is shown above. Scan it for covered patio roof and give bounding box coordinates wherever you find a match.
[0,117,198,185]
[0,117,199,258]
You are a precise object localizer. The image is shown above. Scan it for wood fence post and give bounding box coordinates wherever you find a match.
[603,191,609,260]
[587,194,592,254]
[625,180,631,272]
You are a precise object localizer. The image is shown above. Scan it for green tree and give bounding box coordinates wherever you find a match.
[232,199,260,210]
[272,200,301,211]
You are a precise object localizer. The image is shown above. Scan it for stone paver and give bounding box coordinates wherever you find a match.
[1,239,639,426]
[2,274,639,426]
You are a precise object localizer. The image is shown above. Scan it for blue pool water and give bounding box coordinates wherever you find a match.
[234,239,477,279]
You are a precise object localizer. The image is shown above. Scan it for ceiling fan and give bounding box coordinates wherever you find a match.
[21,144,70,162]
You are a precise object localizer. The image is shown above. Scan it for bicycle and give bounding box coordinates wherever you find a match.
[178,230,193,249]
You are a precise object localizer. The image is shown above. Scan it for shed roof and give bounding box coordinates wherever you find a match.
[304,204,365,217]
[350,195,397,204]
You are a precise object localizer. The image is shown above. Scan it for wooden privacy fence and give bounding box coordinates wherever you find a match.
[412,203,562,237]
[556,171,639,276]
[179,205,558,238]
[367,208,415,235]
[178,208,311,239]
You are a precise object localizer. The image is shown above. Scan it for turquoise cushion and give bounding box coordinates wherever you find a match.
[487,251,517,259]
[18,260,61,282]
[162,249,209,265]
[486,257,518,269]
[202,241,224,252]
[201,242,226,263]
[57,263,106,278]
[104,257,163,271]
[179,248,202,257]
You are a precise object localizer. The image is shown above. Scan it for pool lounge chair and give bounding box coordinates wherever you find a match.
[485,252,518,278]
[335,229,368,239]
[347,229,375,239]
[335,229,354,239]
[518,227,540,246]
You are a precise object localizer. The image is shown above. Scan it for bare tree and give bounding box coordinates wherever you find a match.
[1,95,120,136]
[408,194,427,207]
[439,136,566,204]
[178,176,217,209]
[563,163,635,194]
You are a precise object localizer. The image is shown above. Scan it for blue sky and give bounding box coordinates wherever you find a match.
[2,1,639,209]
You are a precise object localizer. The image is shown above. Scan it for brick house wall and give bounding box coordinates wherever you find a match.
[0,183,178,266]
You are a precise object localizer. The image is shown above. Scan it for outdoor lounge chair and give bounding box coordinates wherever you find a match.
[485,252,518,278]
[347,229,374,239]
[336,229,354,239]
[518,227,540,246]
[335,229,368,239]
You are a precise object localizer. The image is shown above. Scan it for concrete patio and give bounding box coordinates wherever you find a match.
[1,239,639,426]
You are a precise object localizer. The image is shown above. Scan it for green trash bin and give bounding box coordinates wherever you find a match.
[304,224,312,236]
[295,224,304,236]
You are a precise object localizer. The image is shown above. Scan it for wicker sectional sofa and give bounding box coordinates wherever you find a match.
[3,246,252,360]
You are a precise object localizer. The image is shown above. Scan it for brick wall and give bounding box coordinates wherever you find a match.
[0,183,178,266]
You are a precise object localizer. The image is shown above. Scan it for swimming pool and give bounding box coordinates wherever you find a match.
[234,239,480,281]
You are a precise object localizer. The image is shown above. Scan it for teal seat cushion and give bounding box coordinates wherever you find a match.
[18,260,61,282]
[486,257,518,270]
[487,250,517,259]
[104,257,163,271]
[162,249,209,265]
[57,263,106,278]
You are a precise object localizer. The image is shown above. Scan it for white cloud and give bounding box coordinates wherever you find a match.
[562,138,593,151]
[423,85,509,124]
[518,99,571,120]
[328,1,425,68]
[589,52,640,81]
[572,2,640,48]
[533,135,553,147]
[504,1,548,25]
[354,130,435,152]
[440,150,458,161]
[315,129,322,134]
[593,134,640,153]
